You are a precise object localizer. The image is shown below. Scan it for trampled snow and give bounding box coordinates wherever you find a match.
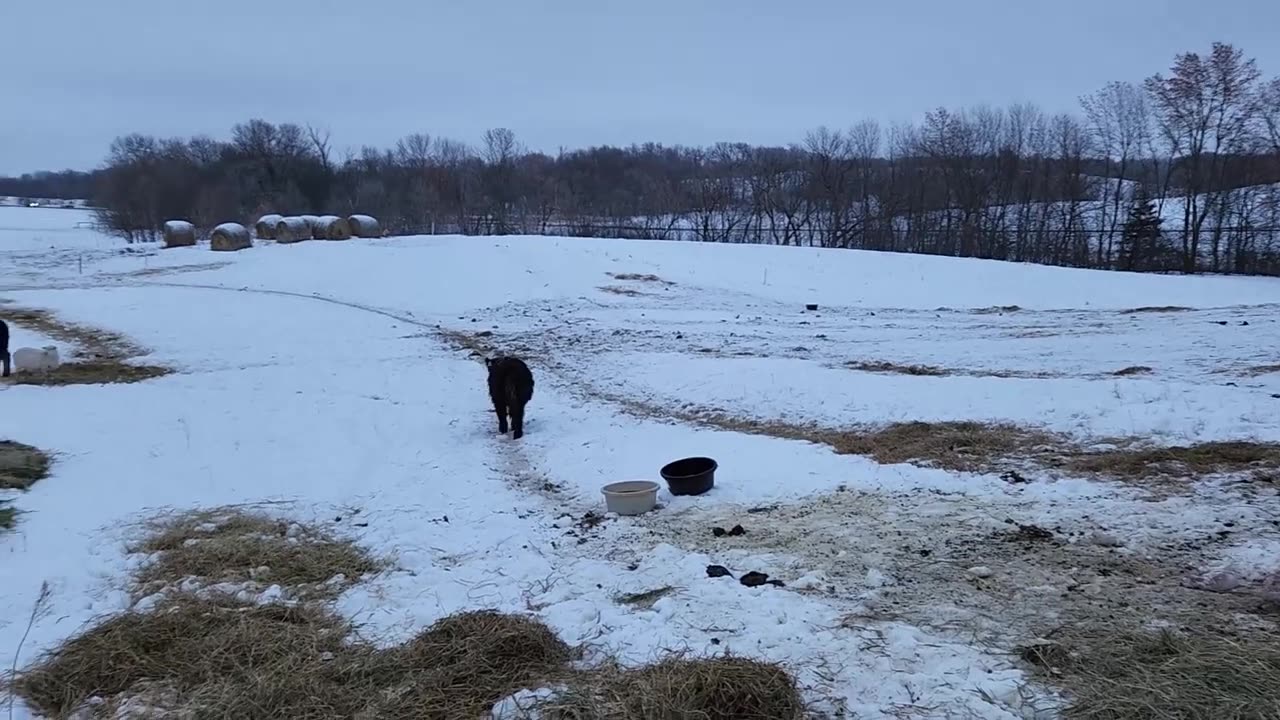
[3,208,1280,718]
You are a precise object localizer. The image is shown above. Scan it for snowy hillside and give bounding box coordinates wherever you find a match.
[3,215,1280,718]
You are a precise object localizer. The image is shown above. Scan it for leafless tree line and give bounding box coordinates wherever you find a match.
[11,42,1280,275]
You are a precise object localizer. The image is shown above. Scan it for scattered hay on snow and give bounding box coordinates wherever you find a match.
[1025,625,1280,720]
[9,596,381,720]
[368,610,577,719]
[131,508,384,600]
[1064,440,1280,480]
[0,306,171,387]
[846,359,950,376]
[534,656,806,720]
[0,439,51,491]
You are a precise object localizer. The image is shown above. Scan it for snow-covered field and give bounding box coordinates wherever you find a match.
[3,205,1280,718]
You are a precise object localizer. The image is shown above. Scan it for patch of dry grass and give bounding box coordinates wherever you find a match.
[6,361,171,386]
[1120,306,1193,314]
[1242,364,1280,377]
[598,285,647,297]
[0,305,172,386]
[0,503,15,530]
[1112,365,1154,376]
[0,440,51,490]
[607,272,674,285]
[537,656,806,720]
[1065,440,1280,479]
[846,359,950,376]
[828,420,1060,473]
[1025,626,1280,720]
[131,508,385,600]
[368,610,577,719]
[688,407,1280,483]
[9,596,383,719]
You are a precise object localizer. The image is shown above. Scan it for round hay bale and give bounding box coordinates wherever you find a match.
[254,214,283,240]
[313,215,352,241]
[210,223,252,252]
[348,214,381,239]
[275,216,312,244]
[161,220,196,248]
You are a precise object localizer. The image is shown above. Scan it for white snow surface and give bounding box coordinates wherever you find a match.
[3,224,1280,719]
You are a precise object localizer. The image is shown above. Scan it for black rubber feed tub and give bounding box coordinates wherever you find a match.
[660,456,717,496]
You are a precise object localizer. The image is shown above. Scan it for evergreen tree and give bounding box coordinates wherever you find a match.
[1119,194,1165,271]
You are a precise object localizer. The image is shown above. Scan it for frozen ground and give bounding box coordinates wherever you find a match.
[2,209,1280,718]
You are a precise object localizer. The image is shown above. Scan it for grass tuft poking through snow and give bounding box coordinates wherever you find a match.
[131,508,386,601]
[1064,440,1280,480]
[1,440,52,531]
[1024,626,1280,720]
[0,440,51,491]
[9,506,806,719]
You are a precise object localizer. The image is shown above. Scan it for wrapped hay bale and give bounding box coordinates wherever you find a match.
[210,223,252,252]
[254,214,283,239]
[348,214,381,238]
[313,215,352,241]
[275,216,312,244]
[161,220,196,248]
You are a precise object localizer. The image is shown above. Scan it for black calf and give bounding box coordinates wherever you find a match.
[486,356,535,439]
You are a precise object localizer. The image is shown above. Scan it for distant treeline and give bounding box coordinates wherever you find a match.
[6,42,1280,275]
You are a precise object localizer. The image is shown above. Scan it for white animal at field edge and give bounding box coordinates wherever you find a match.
[13,345,60,373]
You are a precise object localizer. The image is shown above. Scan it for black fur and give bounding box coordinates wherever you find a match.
[0,319,9,378]
[486,356,534,439]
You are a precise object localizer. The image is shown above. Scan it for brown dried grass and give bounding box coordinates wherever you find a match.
[1064,440,1280,479]
[846,359,950,376]
[1025,625,1280,720]
[9,595,390,719]
[1120,306,1193,314]
[131,508,384,600]
[1112,365,1154,376]
[0,439,51,491]
[607,272,674,285]
[367,610,577,719]
[536,656,806,720]
[0,305,171,387]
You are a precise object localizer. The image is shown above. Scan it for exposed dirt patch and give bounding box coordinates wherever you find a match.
[0,304,172,386]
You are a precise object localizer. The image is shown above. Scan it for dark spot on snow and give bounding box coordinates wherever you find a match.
[712,526,726,537]
[728,524,746,537]
[739,571,769,588]
[1001,470,1031,484]
[706,565,733,579]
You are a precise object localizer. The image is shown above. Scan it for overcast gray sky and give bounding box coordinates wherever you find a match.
[4,0,1278,175]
